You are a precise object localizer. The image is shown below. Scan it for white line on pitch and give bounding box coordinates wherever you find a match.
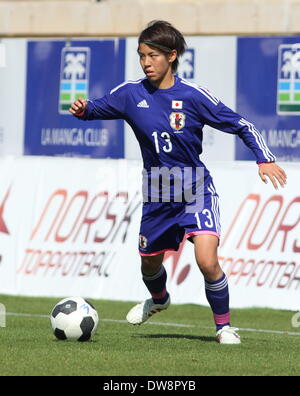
[6,312,300,337]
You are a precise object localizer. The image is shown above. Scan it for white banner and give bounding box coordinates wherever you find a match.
[0,157,299,310]
[0,39,26,156]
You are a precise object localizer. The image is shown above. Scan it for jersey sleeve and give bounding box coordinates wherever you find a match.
[195,90,276,163]
[78,83,128,121]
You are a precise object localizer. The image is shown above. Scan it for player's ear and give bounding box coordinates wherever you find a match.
[168,49,177,64]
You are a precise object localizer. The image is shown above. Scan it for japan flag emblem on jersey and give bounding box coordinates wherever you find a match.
[169,112,186,131]
[172,100,183,109]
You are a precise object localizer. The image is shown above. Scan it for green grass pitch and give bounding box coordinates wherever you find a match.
[0,294,299,376]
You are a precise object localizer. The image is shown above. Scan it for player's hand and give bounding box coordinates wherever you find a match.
[69,97,87,115]
[258,162,287,190]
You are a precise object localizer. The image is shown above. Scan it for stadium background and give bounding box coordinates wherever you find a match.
[0,0,299,311]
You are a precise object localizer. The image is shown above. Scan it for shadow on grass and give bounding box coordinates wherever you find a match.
[132,334,216,342]
[52,339,99,344]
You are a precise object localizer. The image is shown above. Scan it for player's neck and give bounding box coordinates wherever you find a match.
[149,73,175,90]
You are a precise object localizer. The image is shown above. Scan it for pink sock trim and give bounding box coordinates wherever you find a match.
[214,312,231,325]
[151,288,167,300]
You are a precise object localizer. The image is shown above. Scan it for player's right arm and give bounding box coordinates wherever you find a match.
[69,97,87,116]
[69,82,129,121]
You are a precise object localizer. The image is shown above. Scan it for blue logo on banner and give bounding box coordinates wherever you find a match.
[277,44,300,115]
[59,47,90,114]
[236,37,300,162]
[24,40,125,158]
[178,49,195,79]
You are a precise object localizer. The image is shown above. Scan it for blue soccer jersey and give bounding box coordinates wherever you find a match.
[77,76,276,254]
[80,77,275,168]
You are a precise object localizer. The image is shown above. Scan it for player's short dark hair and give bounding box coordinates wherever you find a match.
[138,20,187,72]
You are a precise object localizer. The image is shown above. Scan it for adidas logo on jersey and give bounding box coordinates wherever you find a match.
[137,99,150,108]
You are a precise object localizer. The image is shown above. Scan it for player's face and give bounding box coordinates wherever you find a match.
[138,43,177,88]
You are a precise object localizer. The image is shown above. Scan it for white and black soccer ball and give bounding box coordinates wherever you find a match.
[50,297,99,342]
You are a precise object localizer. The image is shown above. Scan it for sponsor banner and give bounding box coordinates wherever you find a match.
[125,36,237,162]
[236,37,300,162]
[0,39,26,156]
[0,157,299,310]
[213,161,300,310]
[0,157,143,298]
[24,39,126,158]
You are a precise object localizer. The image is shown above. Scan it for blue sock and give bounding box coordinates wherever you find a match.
[142,266,169,305]
[205,273,231,331]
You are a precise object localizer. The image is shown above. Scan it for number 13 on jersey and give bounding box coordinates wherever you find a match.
[195,210,214,229]
[152,131,173,153]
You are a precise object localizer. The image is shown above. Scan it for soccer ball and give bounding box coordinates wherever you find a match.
[50,297,99,341]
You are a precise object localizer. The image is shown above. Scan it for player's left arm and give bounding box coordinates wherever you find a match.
[196,97,288,190]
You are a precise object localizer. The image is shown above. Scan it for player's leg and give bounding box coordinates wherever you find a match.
[141,253,170,305]
[126,253,171,325]
[126,203,177,325]
[192,234,240,344]
[193,234,229,327]
[182,175,240,343]
[141,251,164,276]
[192,234,222,281]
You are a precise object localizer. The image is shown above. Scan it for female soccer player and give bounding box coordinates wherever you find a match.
[69,20,287,344]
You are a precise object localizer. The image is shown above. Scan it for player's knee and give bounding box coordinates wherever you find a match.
[141,254,164,276]
[198,260,220,280]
